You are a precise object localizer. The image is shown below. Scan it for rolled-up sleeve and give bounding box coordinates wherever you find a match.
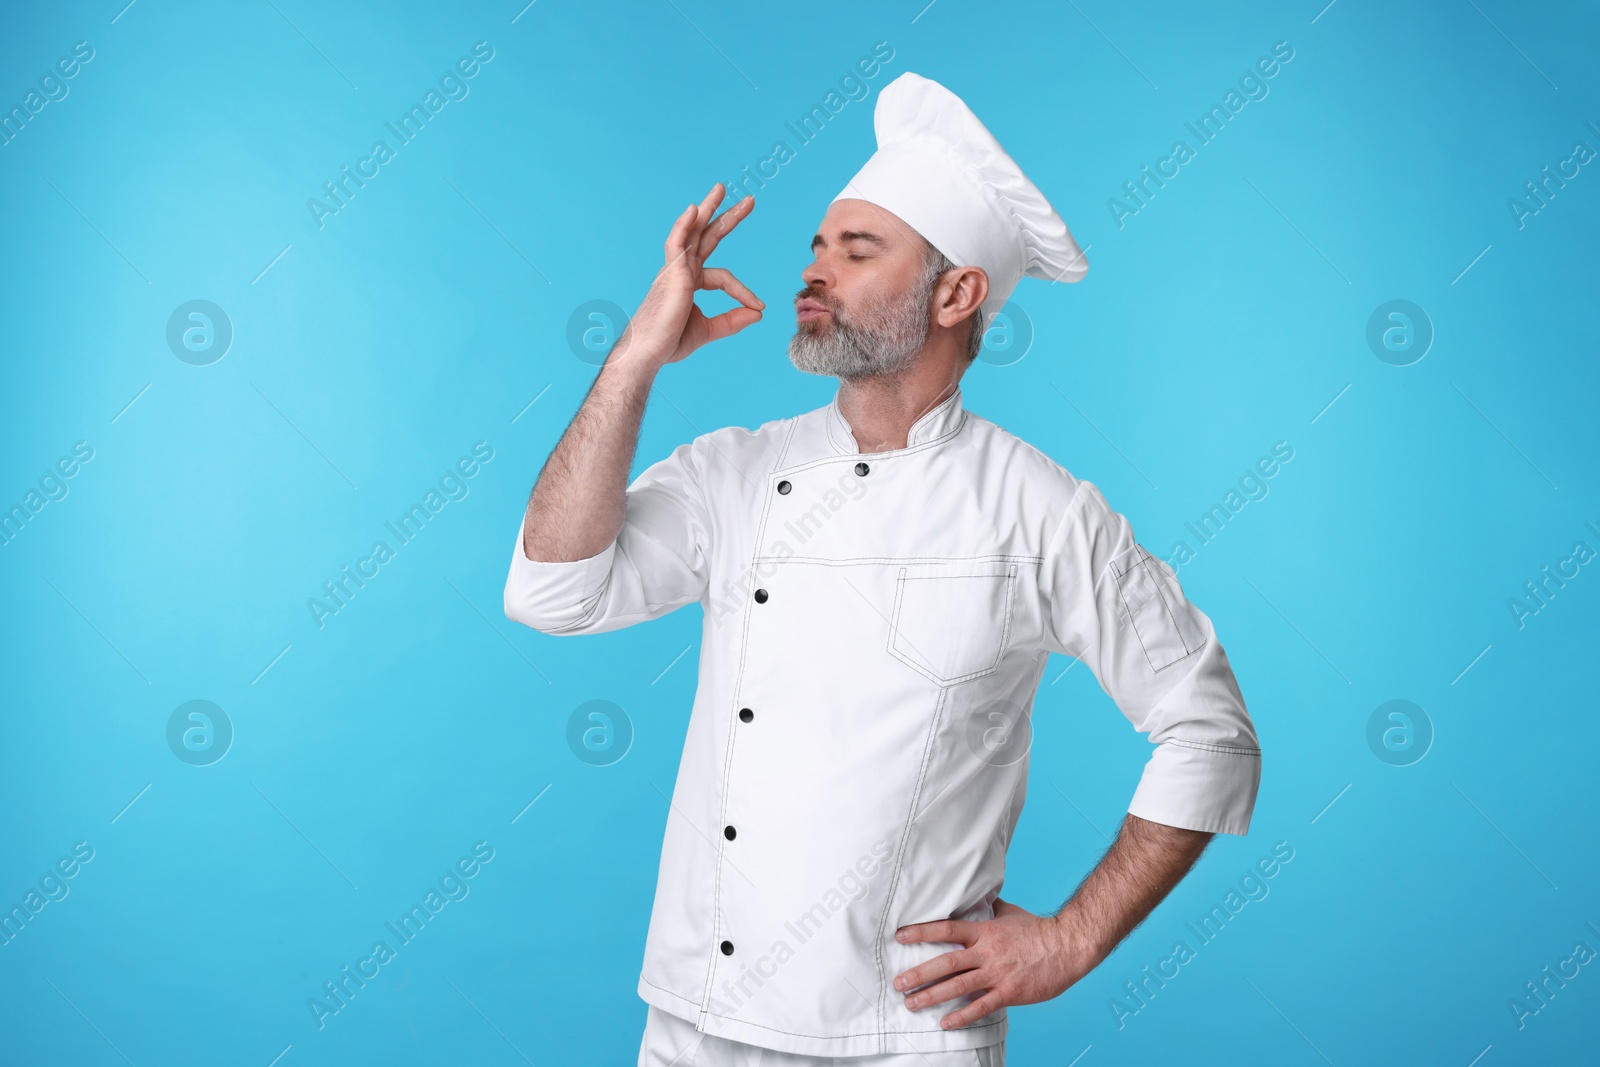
[1041,479,1261,836]
[503,438,711,636]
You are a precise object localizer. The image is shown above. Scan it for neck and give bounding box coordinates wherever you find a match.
[836,353,964,452]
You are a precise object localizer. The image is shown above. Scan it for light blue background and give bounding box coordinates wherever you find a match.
[2,1,1597,1063]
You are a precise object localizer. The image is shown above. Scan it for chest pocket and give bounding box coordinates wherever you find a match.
[887,562,1018,687]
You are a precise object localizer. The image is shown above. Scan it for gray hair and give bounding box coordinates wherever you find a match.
[919,243,985,363]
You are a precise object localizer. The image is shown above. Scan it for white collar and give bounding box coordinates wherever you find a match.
[824,386,967,456]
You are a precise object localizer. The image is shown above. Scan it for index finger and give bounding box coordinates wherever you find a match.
[665,183,728,270]
[696,192,755,262]
[663,202,699,268]
[685,182,729,256]
[893,947,973,994]
[895,919,978,946]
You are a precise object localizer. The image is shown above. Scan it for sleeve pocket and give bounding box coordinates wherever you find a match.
[1109,545,1207,673]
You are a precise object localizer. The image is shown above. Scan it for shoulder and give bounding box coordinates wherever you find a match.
[963,410,1089,504]
[694,408,805,455]
[962,412,1135,547]
[680,405,815,480]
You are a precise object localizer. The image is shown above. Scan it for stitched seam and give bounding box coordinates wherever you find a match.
[887,569,1017,686]
[1163,737,1262,756]
[884,566,910,679]
[820,408,969,464]
[1140,551,1187,655]
[1137,548,1207,666]
[832,396,857,454]
[827,393,965,458]
[755,554,1043,566]
[1111,549,1205,674]
[1110,555,1156,671]
[773,415,801,473]
[1040,481,1096,658]
[696,451,786,1014]
[995,565,1017,674]
[694,1007,1005,1041]
[873,684,948,1051]
[640,975,695,1002]
[1148,644,1205,674]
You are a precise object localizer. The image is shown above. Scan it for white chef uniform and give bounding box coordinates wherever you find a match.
[503,387,1262,1058]
[637,1001,1004,1065]
[504,69,1259,1061]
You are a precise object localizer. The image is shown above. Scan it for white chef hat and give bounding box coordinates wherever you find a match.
[830,71,1087,328]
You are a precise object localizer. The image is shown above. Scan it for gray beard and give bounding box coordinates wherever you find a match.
[787,277,933,380]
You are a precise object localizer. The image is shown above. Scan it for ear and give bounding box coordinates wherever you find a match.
[935,266,988,330]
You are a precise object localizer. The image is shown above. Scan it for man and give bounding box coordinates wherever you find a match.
[504,72,1261,1065]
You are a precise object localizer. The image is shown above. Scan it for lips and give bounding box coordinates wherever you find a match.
[796,298,830,322]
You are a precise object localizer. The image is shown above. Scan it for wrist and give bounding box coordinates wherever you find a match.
[1050,906,1111,969]
[598,343,663,389]
[603,321,674,377]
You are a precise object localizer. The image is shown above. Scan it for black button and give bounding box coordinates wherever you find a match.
[777,479,791,494]
[724,825,737,840]
[754,588,768,603]
[739,708,754,723]
[855,462,870,476]
[720,940,734,956]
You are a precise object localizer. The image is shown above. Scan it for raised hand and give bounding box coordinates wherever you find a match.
[611,182,764,370]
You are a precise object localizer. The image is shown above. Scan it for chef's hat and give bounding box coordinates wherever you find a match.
[830,71,1087,328]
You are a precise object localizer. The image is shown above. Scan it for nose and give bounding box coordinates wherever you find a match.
[801,256,829,293]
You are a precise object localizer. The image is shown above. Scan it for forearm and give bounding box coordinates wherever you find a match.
[520,353,659,562]
[1051,812,1212,964]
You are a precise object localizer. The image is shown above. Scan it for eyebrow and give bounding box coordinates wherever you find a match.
[810,230,889,252]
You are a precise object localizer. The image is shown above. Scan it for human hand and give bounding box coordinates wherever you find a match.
[892,897,1102,1030]
[611,182,764,370]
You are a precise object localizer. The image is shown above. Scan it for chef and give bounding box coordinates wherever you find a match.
[504,71,1261,1066]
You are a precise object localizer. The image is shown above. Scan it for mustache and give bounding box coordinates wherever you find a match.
[795,287,840,311]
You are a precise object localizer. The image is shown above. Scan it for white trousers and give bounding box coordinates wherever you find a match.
[637,1006,1006,1066]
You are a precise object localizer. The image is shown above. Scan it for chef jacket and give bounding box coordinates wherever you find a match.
[503,385,1261,1057]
